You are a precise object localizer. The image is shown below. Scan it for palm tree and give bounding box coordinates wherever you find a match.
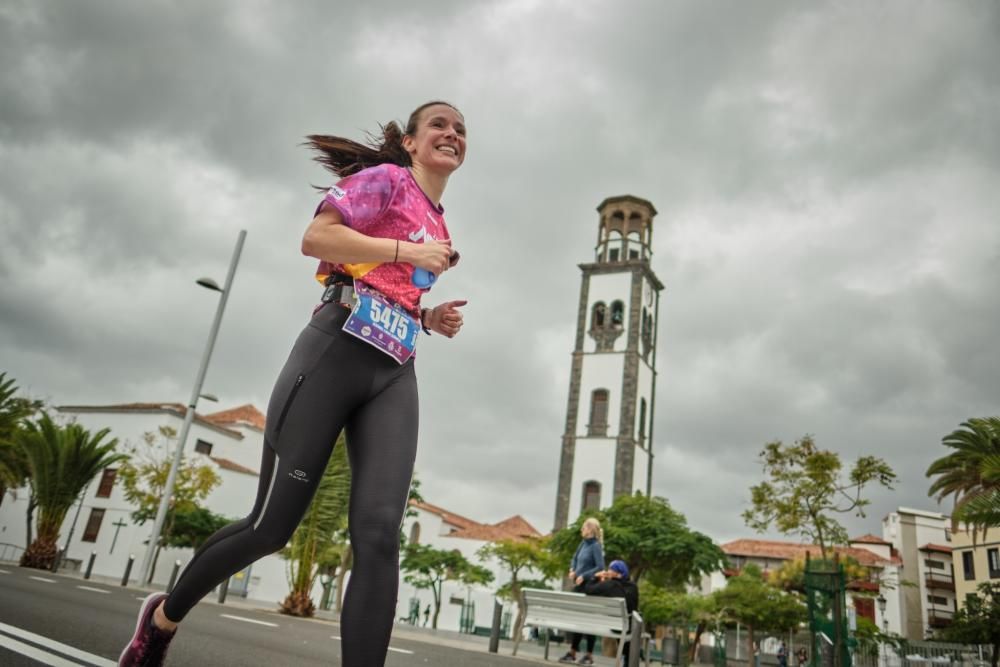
[279,432,351,617]
[0,372,40,507]
[927,417,1000,535]
[17,414,125,570]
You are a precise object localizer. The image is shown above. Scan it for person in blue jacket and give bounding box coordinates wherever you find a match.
[559,517,605,665]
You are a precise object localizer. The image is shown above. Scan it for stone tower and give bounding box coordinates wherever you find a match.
[553,195,663,530]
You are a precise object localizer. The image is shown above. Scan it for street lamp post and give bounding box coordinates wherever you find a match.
[877,594,888,667]
[137,230,246,586]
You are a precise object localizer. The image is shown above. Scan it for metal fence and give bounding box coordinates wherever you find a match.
[854,640,994,667]
[0,542,24,563]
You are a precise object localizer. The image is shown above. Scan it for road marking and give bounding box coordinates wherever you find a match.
[388,647,415,655]
[76,585,111,594]
[220,613,278,627]
[0,621,117,666]
[134,596,146,601]
[0,569,10,574]
[331,635,341,640]
[29,575,57,583]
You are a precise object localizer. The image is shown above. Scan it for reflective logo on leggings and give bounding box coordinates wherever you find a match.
[289,469,309,483]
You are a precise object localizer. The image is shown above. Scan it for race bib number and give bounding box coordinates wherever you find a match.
[342,283,418,364]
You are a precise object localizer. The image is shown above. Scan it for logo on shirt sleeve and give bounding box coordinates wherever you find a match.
[328,185,346,200]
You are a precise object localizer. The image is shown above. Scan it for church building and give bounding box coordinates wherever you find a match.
[553,195,663,530]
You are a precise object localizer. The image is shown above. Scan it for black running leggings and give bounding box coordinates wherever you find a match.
[163,302,419,666]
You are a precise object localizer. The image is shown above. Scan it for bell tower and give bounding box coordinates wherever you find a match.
[553,195,663,530]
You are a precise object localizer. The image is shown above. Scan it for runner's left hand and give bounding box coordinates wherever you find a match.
[428,300,467,338]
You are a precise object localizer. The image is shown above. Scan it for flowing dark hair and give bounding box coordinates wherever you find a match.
[306,100,461,181]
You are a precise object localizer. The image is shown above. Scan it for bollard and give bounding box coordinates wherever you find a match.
[167,561,182,594]
[488,598,503,653]
[84,552,96,580]
[628,611,642,667]
[121,554,134,586]
[217,577,229,604]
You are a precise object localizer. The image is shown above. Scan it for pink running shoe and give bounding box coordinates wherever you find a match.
[118,592,176,666]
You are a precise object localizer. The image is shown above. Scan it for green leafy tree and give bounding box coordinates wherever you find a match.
[713,564,807,663]
[280,432,351,617]
[939,582,1000,667]
[478,537,560,641]
[769,555,871,592]
[927,418,1000,536]
[640,585,716,665]
[549,493,726,586]
[17,414,125,569]
[117,426,221,581]
[743,436,897,558]
[401,543,482,629]
[161,506,232,549]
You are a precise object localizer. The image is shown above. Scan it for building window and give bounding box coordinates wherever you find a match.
[989,549,1000,578]
[924,559,945,570]
[927,595,949,606]
[194,439,213,455]
[638,398,647,443]
[95,468,117,498]
[962,551,975,580]
[82,508,106,542]
[588,389,609,436]
[582,481,601,512]
[409,522,421,545]
[591,302,607,329]
[610,301,625,328]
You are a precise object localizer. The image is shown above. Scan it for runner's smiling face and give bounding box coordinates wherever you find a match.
[403,104,466,174]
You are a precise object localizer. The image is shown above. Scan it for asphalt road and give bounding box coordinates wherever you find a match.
[0,564,545,666]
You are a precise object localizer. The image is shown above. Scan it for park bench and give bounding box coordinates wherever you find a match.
[515,588,650,667]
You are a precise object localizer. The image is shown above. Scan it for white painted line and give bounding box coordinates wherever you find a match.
[0,569,10,574]
[0,634,83,667]
[219,613,278,627]
[29,575,57,583]
[0,621,117,666]
[76,585,111,594]
[134,596,146,601]
[331,635,341,640]
[388,647,415,655]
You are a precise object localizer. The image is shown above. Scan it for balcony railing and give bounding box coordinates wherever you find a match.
[927,608,954,628]
[925,571,956,590]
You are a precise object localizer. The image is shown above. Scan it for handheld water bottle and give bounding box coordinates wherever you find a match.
[412,268,437,289]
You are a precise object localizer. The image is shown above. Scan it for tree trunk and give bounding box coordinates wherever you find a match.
[335,546,352,614]
[689,622,707,664]
[747,625,756,667]
[20,535,58,570]
[432,582,442,629]
[279,590,316,617]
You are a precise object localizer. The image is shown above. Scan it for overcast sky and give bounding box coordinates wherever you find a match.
[2,1,998,545]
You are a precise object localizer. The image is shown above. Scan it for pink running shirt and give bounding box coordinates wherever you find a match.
[314,163,451,317]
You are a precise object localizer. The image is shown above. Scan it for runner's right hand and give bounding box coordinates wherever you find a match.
[404,239,453,274]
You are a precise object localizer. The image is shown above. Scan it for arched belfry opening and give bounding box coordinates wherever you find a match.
[594,196,657,264]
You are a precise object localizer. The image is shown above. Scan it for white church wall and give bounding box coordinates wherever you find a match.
[586,272,633,354]
[577,354,624,437]
[568,439,618,521]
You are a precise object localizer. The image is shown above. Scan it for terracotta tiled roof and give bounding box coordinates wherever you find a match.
[210,457,259,476]
[409,502,541,542]
[409,500,479,530]
[919,543,953,553]
[851,534,892,546]
[721,539,892,568]
[494,515,541,538]
[203,404,266,431]
[57,403,243,439]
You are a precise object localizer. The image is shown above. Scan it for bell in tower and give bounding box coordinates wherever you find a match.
[553,195,664,531]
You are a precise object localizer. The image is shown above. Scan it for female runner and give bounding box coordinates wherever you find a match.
[119,100,468,666]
